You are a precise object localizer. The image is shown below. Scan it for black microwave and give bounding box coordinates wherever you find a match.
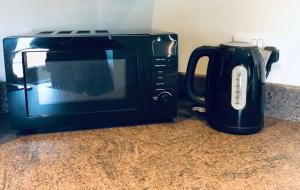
[3,30,178,130]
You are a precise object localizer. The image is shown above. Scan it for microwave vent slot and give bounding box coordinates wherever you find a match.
[96,30,109,34]
[38,31,54,35]
[77,30,90,34]
[57,31,73,34]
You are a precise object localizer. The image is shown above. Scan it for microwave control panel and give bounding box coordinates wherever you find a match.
[151,34,178,119]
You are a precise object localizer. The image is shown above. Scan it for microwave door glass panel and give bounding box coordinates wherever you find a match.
[24,50,137,117]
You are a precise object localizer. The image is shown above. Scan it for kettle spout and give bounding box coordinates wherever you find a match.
[259,47,280,78]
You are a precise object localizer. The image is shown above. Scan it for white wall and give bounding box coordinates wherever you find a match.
[2,0,299,86]
[97,0,153,30]
[152,0,300,86]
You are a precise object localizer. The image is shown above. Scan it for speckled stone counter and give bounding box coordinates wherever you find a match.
[0,102,300,190]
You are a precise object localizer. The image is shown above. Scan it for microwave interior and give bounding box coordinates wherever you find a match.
[20,49,138,117]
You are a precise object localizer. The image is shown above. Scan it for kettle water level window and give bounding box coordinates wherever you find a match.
[231,65,248,110]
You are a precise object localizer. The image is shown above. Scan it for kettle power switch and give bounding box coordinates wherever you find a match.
[231,66,248,110]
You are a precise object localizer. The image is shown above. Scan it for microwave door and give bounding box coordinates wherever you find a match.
[23,50,138,117]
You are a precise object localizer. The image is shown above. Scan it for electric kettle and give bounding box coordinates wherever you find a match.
[185,42,279,135]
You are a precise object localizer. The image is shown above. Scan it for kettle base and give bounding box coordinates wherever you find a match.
[208,119,263,135]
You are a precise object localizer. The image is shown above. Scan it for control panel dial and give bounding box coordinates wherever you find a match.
[157,91,173,105]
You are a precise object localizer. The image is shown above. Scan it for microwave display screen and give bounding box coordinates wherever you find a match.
[24,50,138,117]
[152,40,177,57]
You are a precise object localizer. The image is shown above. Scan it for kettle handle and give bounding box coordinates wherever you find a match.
[264,47,280,78]
[185,46,217,106]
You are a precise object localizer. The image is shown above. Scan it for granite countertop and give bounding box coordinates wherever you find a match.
[0,101,300,190]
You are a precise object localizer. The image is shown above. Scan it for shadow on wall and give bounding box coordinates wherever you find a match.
[0,0,99,81]
[0,0,155,81]
[97,0,154,30]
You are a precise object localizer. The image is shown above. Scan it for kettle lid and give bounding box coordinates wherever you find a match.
[221,42,257,48]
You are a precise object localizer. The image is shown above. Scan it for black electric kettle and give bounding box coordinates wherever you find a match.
[185,42,279,135]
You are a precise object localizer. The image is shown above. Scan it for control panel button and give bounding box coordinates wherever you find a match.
[154,64,167,68]
[156,82,165,86]
[155,58,167,62]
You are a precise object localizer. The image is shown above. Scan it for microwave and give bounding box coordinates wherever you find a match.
[3,30,178,130]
